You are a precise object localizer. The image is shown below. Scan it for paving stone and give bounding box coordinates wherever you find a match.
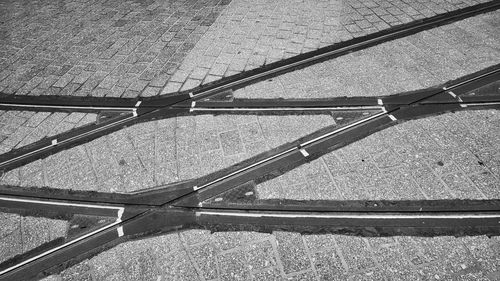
[19,216,67,255]
[189,242,219,280]
[312,249,346,280]
[246,239,277,271]
[219,129,244,156]
[468,171,500,199]
[286,271,317,281]
[274,231,311,274]
[461,236,500,274]
[371,244,420,280]
[2,3,500,281]
[441,172,485,199]
[0,0,231,98]
[219,249,250,281]
[159,249,199,281]
[335,236,375,273]
[251,267,283,281]
[60,261,93,281]
[89,249,124,280]
[0,229,22,264]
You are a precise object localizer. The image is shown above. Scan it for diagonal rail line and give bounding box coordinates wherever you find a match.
[0,64,499,280]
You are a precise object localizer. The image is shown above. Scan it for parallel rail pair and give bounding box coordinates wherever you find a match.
[0,2,500,280]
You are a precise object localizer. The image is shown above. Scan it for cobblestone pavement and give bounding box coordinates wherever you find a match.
[0,1,499,281]
[163,0,492,94]
[0,0,492,98]
[0,0,231,98]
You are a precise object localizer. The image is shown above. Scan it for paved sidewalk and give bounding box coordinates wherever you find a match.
[0,1,499,281]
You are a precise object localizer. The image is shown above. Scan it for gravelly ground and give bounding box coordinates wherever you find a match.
[0,0,499,280]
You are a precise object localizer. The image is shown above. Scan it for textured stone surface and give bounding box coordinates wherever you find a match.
[1,2,500,281]
[163,0,492,93]
[0,0,232,97]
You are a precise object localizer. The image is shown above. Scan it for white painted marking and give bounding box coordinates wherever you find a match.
[300,111,386,147]
[51,139,58,146]
[245,191,254,196]
[299,148,309,157]
[193,185,200,191]
[117,226,124,237]
[117,208,124,221]
[132,108,138,117]
[448,91,457,98]
[388,114,397,121]
[377,99,383,105]
[189,92,194,98]
[135,101,142,107]
[214,198,223,202]
[0,196,124,211]
[460,104,468,108]
[336,117,343,120]
[191,101,196,108]
[196,211,500,220]
[195,111,385,192]
[457,97,463,102]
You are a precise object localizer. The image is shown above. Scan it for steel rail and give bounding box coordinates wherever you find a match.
[0,63,498,175]
[172,0,500,102]
[0,4,497,174]
[0,8,498,278]
[0,1,498,112]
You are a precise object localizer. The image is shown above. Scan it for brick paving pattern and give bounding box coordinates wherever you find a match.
[42,230,500,280]
[235,10,500,99]
[0,0,492,98]
[162,0,492,94]
[0,1,499,281]
[0,0,231,98]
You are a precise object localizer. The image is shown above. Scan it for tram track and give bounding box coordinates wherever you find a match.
[0,2,500,279]
[0,2,499,174]
[0,63,499,280]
